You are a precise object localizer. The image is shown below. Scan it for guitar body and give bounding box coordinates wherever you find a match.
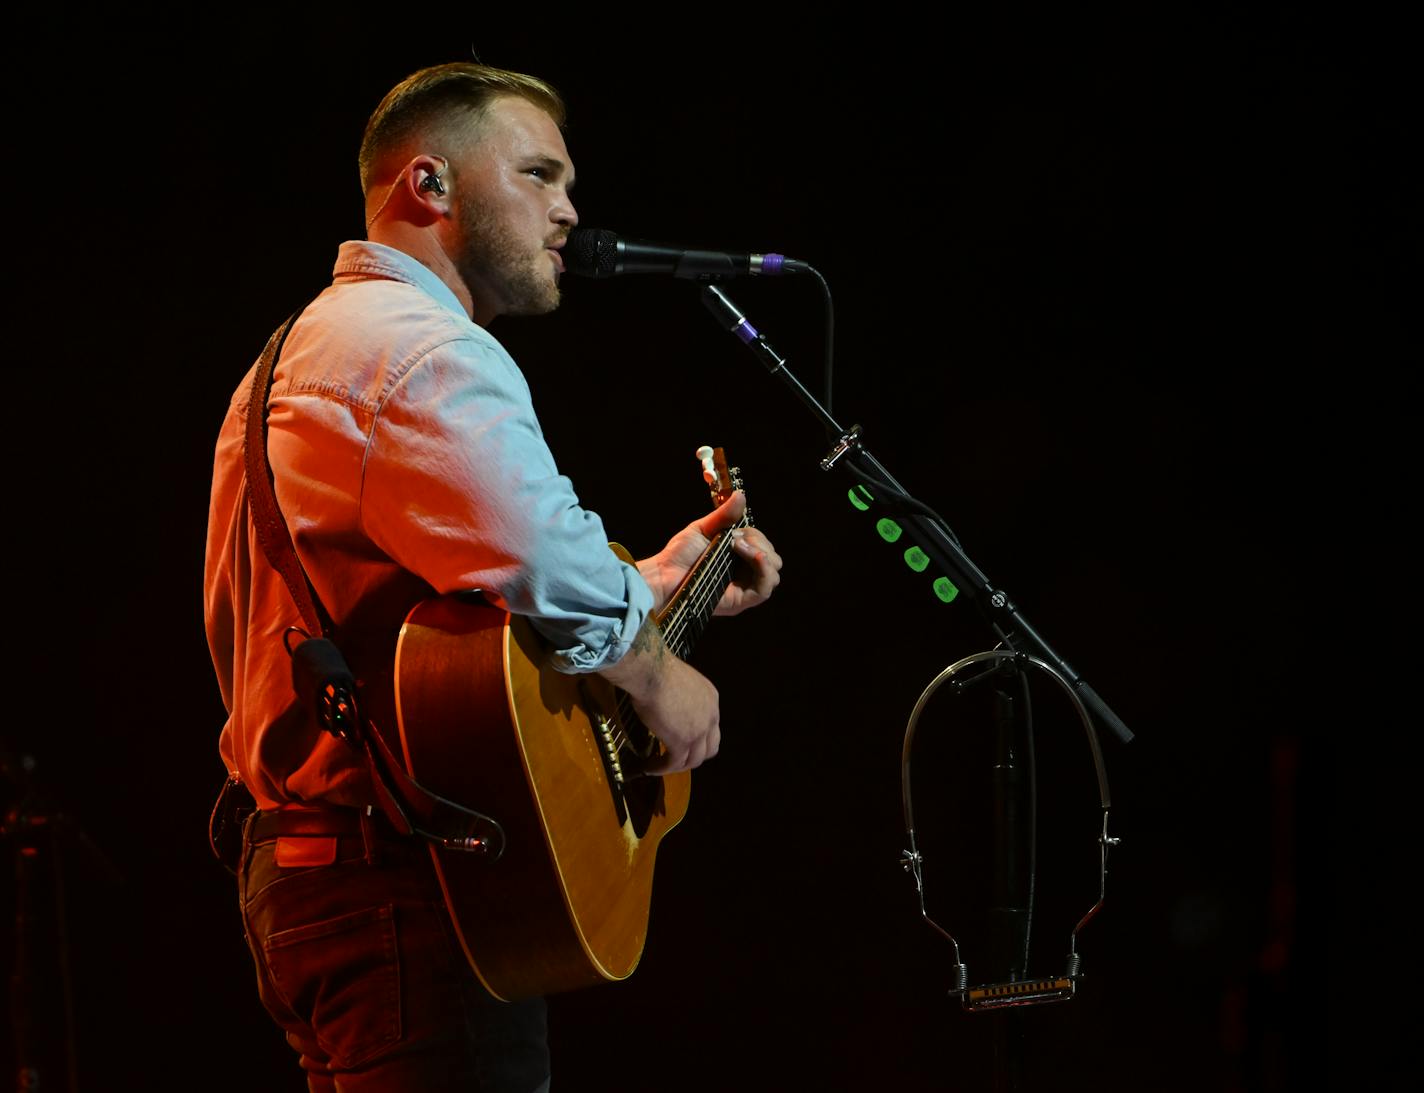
[392,582,691,1002]
[389,446,746,1002]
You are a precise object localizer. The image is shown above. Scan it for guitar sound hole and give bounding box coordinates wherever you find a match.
[619,774,664,839]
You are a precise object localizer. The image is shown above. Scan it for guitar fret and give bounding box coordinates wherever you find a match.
[666,550,724,656]
[660,516,749,660]
[615,496,752,762]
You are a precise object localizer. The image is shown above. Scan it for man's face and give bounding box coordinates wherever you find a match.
[450,96,578,319]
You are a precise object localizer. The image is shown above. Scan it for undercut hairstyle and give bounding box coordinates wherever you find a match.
[358,62,567,197]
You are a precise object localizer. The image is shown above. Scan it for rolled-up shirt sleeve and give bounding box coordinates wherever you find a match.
[358,332,652,673]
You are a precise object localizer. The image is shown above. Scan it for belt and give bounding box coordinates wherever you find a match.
[247,796,407,865]
[249,802,401,842]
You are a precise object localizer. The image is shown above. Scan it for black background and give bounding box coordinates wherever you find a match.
[8,10,1372,1091]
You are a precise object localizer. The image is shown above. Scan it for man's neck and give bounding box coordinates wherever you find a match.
[367,225,489,325]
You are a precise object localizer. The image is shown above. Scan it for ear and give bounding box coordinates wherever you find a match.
[365,154,451,232]
[411,155,450,210]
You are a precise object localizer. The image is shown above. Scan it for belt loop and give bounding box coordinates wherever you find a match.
[361,806,379,866]
[239,809,258,879]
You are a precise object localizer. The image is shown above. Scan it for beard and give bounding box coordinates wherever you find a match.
[453,196,562,317]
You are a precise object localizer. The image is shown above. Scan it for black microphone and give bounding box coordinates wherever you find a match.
[565,228,808,282]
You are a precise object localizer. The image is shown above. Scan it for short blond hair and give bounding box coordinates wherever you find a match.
[358,62,567,196]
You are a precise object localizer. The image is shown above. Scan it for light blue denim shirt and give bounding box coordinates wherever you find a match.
[206,241,653,806]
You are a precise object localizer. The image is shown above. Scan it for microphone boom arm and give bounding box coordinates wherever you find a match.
[699,285,1134,745]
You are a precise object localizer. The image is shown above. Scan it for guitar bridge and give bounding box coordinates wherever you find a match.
[595,715,627,785]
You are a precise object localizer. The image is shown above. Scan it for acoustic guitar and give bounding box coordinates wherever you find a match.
[390,445,749,1001]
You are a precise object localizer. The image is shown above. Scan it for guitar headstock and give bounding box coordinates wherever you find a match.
[695,445,742,507]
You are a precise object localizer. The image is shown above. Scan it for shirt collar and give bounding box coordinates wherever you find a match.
[332,241,470,322]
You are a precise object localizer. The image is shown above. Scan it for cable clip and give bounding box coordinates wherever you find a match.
[820,424,863,471]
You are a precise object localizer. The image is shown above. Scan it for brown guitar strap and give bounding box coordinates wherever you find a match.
[241,305,505,860]
[243,308,330,637]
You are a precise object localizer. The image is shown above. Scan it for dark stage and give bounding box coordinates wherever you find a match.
[8,13,1358,1090]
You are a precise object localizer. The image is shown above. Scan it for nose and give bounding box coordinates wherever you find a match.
[552,188,577,230]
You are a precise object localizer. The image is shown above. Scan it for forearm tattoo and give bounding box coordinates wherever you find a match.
[630,618,666,664]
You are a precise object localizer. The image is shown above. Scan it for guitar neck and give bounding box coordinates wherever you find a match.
[604,447,748,770]
[654,512,752,661]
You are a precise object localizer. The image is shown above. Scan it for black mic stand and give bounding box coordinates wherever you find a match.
[699,285,1132,1090]
[700,284,1133,747]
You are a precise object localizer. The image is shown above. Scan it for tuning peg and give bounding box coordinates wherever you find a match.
[696,445,716,483]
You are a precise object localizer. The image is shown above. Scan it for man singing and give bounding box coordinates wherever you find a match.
[204,61,781,1091]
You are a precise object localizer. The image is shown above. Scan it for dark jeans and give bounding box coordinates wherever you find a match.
[238,812,550,1092]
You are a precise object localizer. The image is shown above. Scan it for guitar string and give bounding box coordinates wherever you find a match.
[611,509,747,730]
[604,518,747,756]
[672,510,751,634]
[663,532,735,650]
[657,516,746,653]
[607,531,736,752]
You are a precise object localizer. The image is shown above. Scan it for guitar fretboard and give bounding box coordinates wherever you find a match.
[657,512,754,661]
